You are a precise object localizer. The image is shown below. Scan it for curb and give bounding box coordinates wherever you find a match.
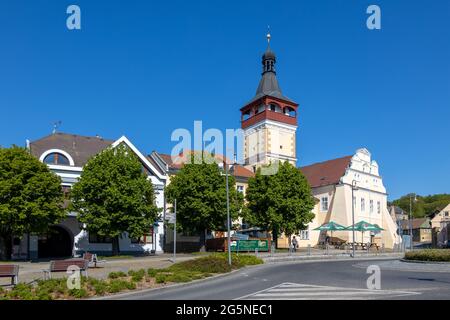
[400,259,450,265]
[261,253,403,263]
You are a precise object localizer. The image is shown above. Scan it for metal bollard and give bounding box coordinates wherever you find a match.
[307,244,311,256]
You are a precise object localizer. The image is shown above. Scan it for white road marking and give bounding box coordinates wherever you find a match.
[236,282,420,300]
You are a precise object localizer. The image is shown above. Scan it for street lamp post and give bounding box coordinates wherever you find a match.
[173,199,177,262]
[225,161,231,266]
[409,193,416,251]
[351,180,358,258]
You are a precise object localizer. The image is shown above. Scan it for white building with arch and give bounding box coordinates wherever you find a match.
[12,132,167,260]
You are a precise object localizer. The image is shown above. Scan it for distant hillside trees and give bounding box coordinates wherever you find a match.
[391,194,450,218]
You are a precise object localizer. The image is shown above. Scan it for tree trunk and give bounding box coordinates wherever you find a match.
[199,229,207,252]
[272,228,279,249]
[112,235,120,256]
[0,234,13,261]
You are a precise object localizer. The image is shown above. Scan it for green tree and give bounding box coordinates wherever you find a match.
[165,153,244,250]
[71,144,160,255]
[0,146,65,260]
[244,161,315,248]
[392,193,450,218]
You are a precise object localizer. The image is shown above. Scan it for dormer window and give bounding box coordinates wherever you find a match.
[43,153,70,166]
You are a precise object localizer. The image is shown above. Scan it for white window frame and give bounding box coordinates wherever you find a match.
[361,198,365,212]
[370,200,374,213]
[377,201,381,214]
[299,230,309,240]
[321,197,329,212]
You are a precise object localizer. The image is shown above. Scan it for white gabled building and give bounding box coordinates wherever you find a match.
[241,37,401,249]
[12,132,167,260]
[276,149,401,249]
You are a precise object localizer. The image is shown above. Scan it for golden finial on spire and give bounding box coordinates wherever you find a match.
[266,25,271,44]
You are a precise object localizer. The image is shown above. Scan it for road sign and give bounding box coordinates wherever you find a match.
[230,239,269,252]
[165,213,176,224]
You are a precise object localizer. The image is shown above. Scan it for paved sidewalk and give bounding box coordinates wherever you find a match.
[258,250,404,263]
[0,254,197,285]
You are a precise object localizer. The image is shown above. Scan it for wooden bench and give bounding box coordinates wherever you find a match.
[43,259,89,280]
[82,252,106,268]
[0,264,19,286]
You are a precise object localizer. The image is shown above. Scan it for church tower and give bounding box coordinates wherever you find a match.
[241,33,298,172]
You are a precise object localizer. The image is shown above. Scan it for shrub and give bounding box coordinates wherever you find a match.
[128,269,146,282]
[231,254,263,267]
[155,274,167,284]
[405,249,450,262]
[69,288,88,299]
[86,277,108,295]
[147,268,159,277]
[166,272,192,283]
[108,271,127,279]
[7,283,35,300]
[108,279,136,293]
[169,255,232,274]
[37,278,67,295]
[168,254,263,274]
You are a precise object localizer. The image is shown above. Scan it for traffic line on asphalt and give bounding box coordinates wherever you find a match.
[236,282,420,300]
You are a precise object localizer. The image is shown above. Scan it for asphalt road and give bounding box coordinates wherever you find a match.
[104,259,450,300]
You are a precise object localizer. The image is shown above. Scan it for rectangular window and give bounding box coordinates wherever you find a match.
[361,198,365,212]
[237,185,244,193]
[321,197,329,212]
[299,230,309,240]
[89,233,112,244]
[377,201,381,214]
[131,228,154,244]
[445,211,449,217]
[370,200,374,213]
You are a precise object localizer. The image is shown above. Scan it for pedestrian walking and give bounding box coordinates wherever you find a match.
[292,236,298,253]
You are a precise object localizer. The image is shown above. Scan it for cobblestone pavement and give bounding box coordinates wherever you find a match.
[0,254,197,285]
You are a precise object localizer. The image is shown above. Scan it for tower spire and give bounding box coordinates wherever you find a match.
[266,25,271,45]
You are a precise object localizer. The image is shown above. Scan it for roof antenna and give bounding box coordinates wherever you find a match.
[52,121,62,134]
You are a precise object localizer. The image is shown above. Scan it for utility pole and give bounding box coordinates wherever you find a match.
[351,180,358,258]
[173,199,177,262]
[409,193,415,251]
[225,161,231,266]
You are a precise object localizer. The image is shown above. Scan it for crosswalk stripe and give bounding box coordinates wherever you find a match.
[237,282,420,300]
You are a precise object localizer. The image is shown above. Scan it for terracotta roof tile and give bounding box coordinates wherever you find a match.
[300,155,353,188]
[232,165,255,178]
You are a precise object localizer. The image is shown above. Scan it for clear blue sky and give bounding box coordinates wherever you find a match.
[0,1,449,200]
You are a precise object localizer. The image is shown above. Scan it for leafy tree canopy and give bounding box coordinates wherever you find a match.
[391,194,450,218]
[0,146,65,259]
[71,144,160,254]
[244,161,316,245]
[165,153,244,237]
